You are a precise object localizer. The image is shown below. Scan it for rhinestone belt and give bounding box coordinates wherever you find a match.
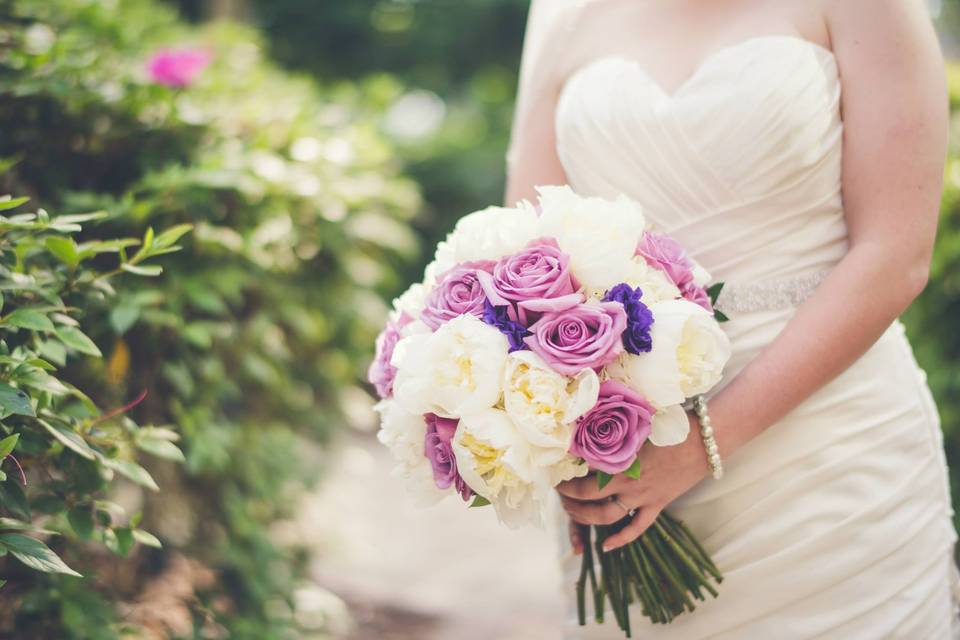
[713,269,831,315]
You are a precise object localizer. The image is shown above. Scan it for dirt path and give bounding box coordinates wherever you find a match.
[293,431,567,639]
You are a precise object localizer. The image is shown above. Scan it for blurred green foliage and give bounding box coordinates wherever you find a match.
[0,0,419,636]
[168,0,529,267]
[904,64,960,538]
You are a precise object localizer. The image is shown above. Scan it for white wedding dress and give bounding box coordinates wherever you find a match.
[548,34,960,639]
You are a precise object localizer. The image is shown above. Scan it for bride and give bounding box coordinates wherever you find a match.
[505,0,960,637]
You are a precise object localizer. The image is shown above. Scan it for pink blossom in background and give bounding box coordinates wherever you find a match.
[146,48,212,87]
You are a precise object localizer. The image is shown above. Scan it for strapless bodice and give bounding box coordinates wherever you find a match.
[555,35,847,285]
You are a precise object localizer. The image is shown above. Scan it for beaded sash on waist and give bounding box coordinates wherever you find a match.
[713,269,831,315]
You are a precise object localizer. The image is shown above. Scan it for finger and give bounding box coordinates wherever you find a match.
[561,495,633,526]
[557,473,624,501]
[601,507,659,551]
[568,519,583,555]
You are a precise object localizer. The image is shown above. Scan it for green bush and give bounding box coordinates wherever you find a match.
[904,64,960,539]
[0,0,419,637]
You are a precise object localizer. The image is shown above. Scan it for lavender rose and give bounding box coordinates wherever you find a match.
[477,238,582,326]
[637,232,696,288]
[570,380,655,474]
[680,281,713,312]
[603,283,655,354]
[421,260,496,331]
[524,301,628,376]
[423,413,473,501]
[367,313,412,399]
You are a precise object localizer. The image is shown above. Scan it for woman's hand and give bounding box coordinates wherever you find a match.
[558,412,710,552]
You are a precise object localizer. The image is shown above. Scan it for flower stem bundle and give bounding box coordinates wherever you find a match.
[575,511,723,634]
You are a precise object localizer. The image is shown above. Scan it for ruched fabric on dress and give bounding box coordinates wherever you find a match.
[552,35,960,639]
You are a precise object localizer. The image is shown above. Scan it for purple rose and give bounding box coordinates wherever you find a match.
[637,232,696,289]
[524,301,628,376]
[146,48,211,87]
[421,260,496,331]
[367,313,412,399]
[570,380,655,474]
[680,282,713,312]
[477,238,582,325]
[423,414,473,501]
[603,283,654,354]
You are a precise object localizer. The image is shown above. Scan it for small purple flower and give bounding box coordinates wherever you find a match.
[423,414,473,501]
[146,48,211,87]
[482,300,530,352]
[603,283,654,354]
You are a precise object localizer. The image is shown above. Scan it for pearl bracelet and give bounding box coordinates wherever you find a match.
[692,395,724,480]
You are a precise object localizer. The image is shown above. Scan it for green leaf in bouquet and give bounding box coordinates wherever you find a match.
[597,472,613,490]
[714,310,730,323]
[0,382,34,417]
[623,458,642,480]
[0,433,19,458]
[706,282,724,307]
[469,495,491,508]
[5,309,54,332]
[0,533,81,577]
[55,326,102,357]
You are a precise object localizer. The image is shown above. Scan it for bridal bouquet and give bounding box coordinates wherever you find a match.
[369,186,730,635]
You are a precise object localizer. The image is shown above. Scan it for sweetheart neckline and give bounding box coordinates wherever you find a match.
[559,34,838,102]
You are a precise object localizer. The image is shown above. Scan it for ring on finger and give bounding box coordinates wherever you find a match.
[611,496,636,516]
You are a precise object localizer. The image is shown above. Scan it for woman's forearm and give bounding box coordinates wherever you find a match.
[707,241,929,458]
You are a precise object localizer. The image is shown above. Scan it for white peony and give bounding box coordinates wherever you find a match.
[545,453,590,486]
[391,282,429,320]
[623,257,682,304]
[536,185,647,291]
[451,408,546,527]
[606,299,731,407]
[440,202,540,264]
[374,399,445,505]
[391,314,509,418]
[649,404,692,447]
[502,351,599,462]
[690,258,712,287]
